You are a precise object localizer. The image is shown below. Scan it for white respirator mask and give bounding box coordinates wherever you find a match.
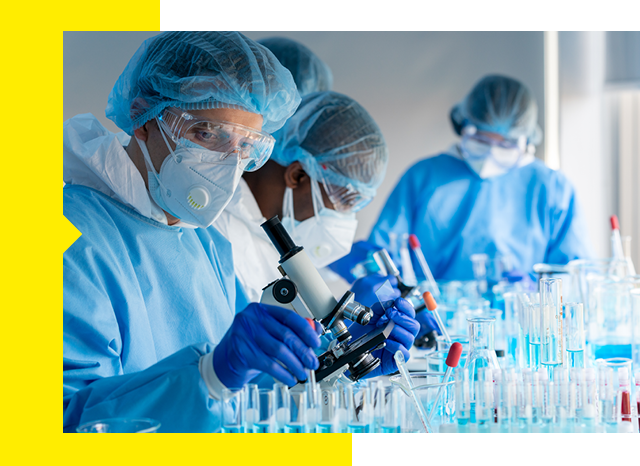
[138,123,243,229]
[281,178,358,268]
[460,129,532,179]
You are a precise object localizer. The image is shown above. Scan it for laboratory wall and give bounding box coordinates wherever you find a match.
[64,31,546,243]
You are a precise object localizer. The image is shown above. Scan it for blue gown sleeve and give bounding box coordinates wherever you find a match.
[63,246,221,433]
[543,172,593,265]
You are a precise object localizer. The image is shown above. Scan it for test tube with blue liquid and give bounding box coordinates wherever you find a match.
[528,293,541,370]
[221,388,245,433]
[540,278,563,378]
[564,302,585,368]
[285,387,307,433]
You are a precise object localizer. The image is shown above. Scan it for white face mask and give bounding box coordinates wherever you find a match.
[460,138,534,179]
[281,178,358,268]
[138,126,243,229]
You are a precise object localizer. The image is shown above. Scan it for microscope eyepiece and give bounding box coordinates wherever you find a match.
[261,216,303,263]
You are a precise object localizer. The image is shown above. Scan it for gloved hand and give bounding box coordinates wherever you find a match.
[416,310,441,339]
[350,274,399,308]
[347,297,420,378]
[328,240,382,284]
[213,303,321,389]
[413,310,442,349]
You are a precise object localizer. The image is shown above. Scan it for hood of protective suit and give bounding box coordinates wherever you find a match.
[63,113,169,225]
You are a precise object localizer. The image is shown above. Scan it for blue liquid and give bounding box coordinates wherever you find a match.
[221,426,242,433]
[519,331,531,368]
[507,336,518,365]
[593,343,632,359]
[316,423,332,433]
[529,341,540,370]
[253,422,270,433]
[347,424,368,433]
[285,423,304,433]
[566,349,584,368]
[380,425,401,433]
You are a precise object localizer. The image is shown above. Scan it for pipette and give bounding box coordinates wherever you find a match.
[427,342,463,423]
[423,291,451,344]
[394,350,433,433]
[408,234,440,299]
[610,215,625,260]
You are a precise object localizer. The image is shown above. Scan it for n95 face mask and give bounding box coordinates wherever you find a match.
[138,125,243,229]
[281,178,358,268]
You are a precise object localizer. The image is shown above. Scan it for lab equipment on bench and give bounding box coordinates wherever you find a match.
[260,216,394,383]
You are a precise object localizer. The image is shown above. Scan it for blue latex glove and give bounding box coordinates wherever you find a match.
[350,274,399,308]
[213,303,321,388]
[347,297,420,378]
[416,311,442,339]
[328,240,382,284]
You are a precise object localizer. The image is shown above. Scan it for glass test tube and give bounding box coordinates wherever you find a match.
[528,294,542,370]
[516,294,531,368]
[347,383,371,433]
[244,383,259,433]
[600,358,636,432]
[316,387,337,433]
[285,387,307,433]
[464,316,500,420]
[504,292,519,368]
[252,389,275,433]
[632,289,640,370]
[564,303,585,368]
[221,388,245,433]
[540,278,563,375]
[274,383,290,433]
[380,385,402,433]
[475,367,494,431]
[455,368,471,432]
[516,370,533,432]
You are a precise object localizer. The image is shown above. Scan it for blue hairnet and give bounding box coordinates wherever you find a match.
[258,37,333,96]
[450,74,542,145]
[270,91,388,198]
[106,31,301,135]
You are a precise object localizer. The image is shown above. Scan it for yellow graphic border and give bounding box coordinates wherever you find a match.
[0,0,352,462]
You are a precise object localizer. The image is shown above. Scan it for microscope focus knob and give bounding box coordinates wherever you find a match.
[272,279,298,305]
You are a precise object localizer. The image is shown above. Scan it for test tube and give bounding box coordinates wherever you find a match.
[504,292,519,368]
[316,388,337,433]
[221,388,245,433]
[273,383,289,433]
[305,369,319,433]
[380,385,402,433]
[455,368,471,432]
[252,389,275,433]
[540,278,563,376]
[516,369,533,433]
[564,303,585,368]
[553,367,571,433]
[371,380,385,433]
[285,387,307,433]
[517,293,531,368]
[346,384,371,433]
[632,289,640,370]
[476,367,494,431]
[333,385,348,433]
[244,384,259,433]
[598,364,616,432]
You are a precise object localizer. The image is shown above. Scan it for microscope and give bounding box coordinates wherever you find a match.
[259,217,395,383]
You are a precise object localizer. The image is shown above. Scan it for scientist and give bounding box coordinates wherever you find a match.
[64,31,316,433]
[369,74,592,283]
[215,90,420,376]
[258,36,333,96]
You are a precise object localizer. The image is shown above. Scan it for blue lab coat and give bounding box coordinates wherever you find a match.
[369,153,592,281]
[63,185,249,433]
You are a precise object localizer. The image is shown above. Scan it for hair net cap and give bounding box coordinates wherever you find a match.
[258,37,333,97]
[270,91,388,198]
[450,74,542,145]
[106,31,301,135]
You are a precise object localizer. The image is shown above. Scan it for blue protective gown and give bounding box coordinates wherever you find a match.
[369,153,592,281]
[63,185,249,433]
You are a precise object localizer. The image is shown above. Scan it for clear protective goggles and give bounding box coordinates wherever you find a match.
[320,179,372,213]
[156,108,275,172]
[460,129,526,169]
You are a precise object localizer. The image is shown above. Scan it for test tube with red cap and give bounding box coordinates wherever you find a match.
[423,291,451,344]
[610,215,625,260]
[428,341,463,424]
[408,234,440,299]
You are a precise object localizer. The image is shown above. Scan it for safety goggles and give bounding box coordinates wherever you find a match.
[321,180,372,213]
[460,133,526,168]
[157,108,275,171]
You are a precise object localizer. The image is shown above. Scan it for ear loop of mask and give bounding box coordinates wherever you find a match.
[282,186,297,238]
[309,178,324,217]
